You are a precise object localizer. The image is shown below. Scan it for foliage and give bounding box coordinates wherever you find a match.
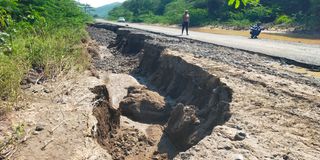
[0,0,90,108]
[228,0,260,8]
[275,15,294,25]
[108,0,319,31]
[162,0,192,24]
[108,6,134,21]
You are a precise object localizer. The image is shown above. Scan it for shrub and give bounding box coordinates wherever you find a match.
[189,8,209,26]
[0,0,91,114]
[275,15,294,24]
[0,55,24,101]
[243,4,276,22]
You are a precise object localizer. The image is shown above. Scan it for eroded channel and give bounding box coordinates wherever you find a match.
[87,23,232,159]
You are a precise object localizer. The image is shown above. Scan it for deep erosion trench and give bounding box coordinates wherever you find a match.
[88,23,233,159]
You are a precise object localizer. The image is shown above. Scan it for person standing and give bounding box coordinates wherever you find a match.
[182,10,190,35]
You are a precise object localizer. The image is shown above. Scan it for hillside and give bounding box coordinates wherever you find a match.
[90,2,122,18]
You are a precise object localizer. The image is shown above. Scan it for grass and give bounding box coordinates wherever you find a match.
[0,26,90,115]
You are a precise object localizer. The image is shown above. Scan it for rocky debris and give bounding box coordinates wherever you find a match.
[107,127,154,160]
[86,26,117,46]
[21,68,46,86]
[87,26,140,74]
[152,151,168,160]
[119,85,171,123]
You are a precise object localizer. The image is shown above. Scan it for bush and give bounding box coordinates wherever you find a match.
[138,13,165,24]
[243,4,276,22]
[275,15,294,24]
[189,8,209,26]
[0,55,24,101]
[0,0,90,114]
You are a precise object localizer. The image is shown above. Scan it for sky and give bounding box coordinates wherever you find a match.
[77,0,125,8]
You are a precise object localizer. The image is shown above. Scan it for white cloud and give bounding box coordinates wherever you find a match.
[77,0,125,8]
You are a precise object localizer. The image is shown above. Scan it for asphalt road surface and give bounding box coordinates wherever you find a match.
[96,19,320,67]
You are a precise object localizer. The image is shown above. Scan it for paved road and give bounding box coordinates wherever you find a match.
[96,19,320,67]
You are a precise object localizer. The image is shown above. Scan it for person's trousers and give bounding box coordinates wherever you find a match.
[182,22,189,35]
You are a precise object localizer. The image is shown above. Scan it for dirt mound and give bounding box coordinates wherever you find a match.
[119,85,170,123]
[107,127,155,160]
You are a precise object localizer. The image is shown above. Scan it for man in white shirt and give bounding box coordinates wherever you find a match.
[182,10,190,35]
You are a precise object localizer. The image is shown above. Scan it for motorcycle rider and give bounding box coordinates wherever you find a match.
[250,23,262,39]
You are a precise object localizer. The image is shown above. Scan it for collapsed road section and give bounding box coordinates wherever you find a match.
[87,23,320,160]
[88,23,232,159]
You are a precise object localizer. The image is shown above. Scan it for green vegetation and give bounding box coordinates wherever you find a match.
[89,2,122,18]
[108,0,320,30]
[0,0,91,114]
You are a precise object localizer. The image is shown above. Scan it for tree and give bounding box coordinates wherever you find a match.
[228,0,260,8]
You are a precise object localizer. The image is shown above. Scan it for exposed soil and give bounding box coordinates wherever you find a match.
[1,22,319,160]
[87,23,320,160]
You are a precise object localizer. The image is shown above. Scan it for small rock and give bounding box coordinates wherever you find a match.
[224,145,232,150]
[32,131,40,135]
[35,124,45,131]
[43,88,51,93]
[65,91,70,95]
[234,132,246,141]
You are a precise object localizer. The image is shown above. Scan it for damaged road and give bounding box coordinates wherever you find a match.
[88,23,320,160]
[5,22,320,160]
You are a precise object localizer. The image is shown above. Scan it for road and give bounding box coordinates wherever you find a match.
[96,19,320,67]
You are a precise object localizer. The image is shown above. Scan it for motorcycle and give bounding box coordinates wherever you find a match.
[250,24,263,39]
